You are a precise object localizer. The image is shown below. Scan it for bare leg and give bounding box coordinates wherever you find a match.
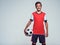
[42,43,46,45]
[32,43,36,45]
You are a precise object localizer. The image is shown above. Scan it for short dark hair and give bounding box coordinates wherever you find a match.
[35,1,42,7]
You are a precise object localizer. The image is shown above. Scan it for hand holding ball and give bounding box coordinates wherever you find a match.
[24,29,32,36]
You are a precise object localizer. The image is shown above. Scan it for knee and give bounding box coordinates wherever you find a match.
[32,43,36,45]
[42,43,46,45]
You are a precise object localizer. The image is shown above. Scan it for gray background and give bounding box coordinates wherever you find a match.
[0,0,60,45]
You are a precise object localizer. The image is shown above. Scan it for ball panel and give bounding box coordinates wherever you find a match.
[25,29,32,36]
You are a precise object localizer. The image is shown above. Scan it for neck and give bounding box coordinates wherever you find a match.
[36,10,42,14]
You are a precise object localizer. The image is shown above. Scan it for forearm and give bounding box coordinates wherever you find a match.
[45,22,48,33]
[24,20,32,30]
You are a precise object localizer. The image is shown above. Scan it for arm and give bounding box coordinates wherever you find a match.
[24,19,33,34]
[45,22,48,37]
[24,14,33,35]
[24,20,32,31]
[24,14,33,31]
[44,15,48,37]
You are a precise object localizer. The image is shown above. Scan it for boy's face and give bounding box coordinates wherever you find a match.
[36,3,42,12]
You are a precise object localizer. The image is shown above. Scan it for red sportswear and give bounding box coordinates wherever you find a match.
[32,11,46,35]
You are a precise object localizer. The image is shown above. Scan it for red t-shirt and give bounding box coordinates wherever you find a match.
[32,11,46,35]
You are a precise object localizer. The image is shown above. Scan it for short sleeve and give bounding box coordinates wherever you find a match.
[30,14,33,21]
[44,15,47,20]
[44,14,47,22]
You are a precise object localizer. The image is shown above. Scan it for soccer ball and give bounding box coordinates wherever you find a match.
[25,29,32,36]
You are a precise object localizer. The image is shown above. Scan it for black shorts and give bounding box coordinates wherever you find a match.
[31,34,45,43]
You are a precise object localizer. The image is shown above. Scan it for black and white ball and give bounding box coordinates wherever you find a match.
[25,29,32,36]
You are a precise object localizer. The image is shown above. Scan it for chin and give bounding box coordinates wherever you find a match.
[37,10,41,11]
[37,9,41,11]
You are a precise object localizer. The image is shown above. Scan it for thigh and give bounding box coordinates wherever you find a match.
[31,34,38,43]
[39,35,45,43]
